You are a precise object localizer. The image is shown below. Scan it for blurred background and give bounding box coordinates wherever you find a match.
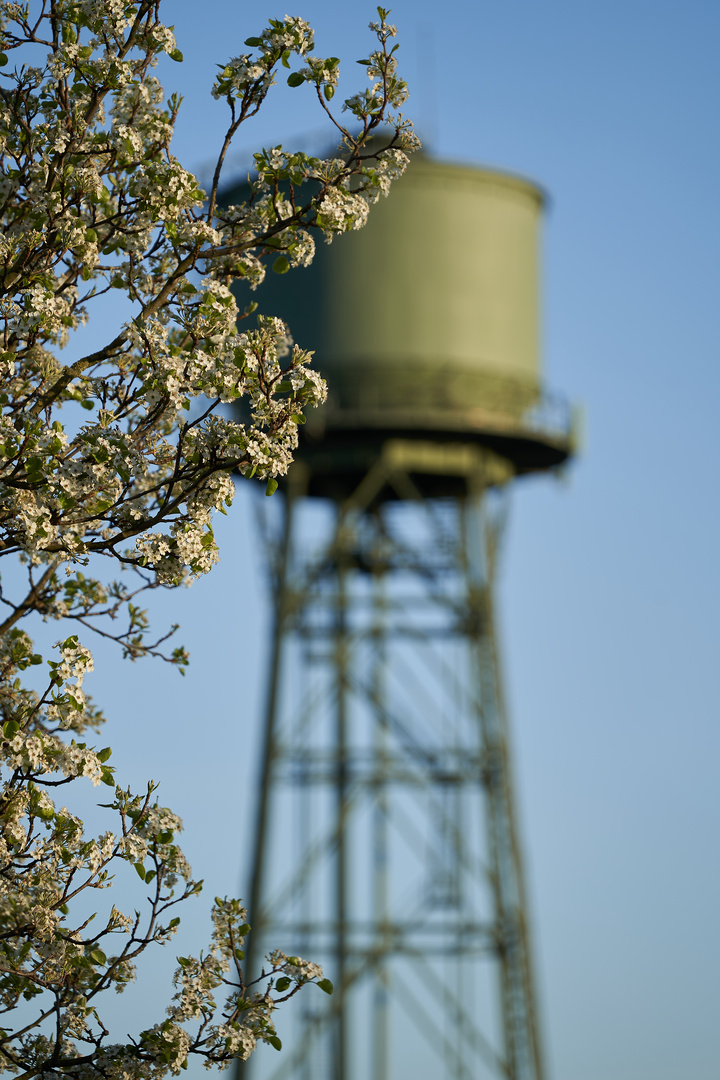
[75,2,720,1078]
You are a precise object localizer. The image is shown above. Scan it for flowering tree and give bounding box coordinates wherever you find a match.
[0,1,415,1075]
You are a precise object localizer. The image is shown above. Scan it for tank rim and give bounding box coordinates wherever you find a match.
[396,153,548,207]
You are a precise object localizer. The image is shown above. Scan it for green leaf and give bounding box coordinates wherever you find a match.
[273,255,290,274]
[100,767,115,786]
[316,978,334,995]
[268,1036,282,1052]
[265,478,278,497]
[26,455,43,478]
[287,72,305,88]
[281,49,291,68]
[244,36,262,46]
[3,720,19,739]
[169,48,184,62]
[275,976,291,992]
[324,85,335,101]
[89,949,106,965]
[0,54,10,67]
[97,747,112,763]
[134,863,146,881]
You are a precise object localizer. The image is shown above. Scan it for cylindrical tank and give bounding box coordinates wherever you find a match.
[246,156,545,437]
[227,154,574,488]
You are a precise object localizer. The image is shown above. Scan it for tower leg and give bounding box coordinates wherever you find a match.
[465,489,545,1080]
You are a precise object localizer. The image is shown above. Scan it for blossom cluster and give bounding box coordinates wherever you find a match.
[0,1,413,1076]
[0,625,331,1077]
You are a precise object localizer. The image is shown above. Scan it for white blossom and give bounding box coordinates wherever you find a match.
[0,3,413,1075]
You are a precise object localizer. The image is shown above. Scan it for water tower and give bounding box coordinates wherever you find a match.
[234,155,574,1080]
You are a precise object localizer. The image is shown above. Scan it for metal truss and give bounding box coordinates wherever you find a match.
[242,441,546,1080]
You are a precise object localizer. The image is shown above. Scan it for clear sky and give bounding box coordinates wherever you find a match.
[64,2,720,1079]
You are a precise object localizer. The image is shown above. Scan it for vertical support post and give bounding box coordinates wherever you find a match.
[371,516,389,1080]
[464,479,545,1080]
[238,465,305,1080]
[334,507,350,1080]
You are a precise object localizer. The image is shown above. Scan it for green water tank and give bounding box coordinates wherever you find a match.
[229,154,573,479]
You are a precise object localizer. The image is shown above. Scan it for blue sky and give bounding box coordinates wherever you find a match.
[60,3,720,1078]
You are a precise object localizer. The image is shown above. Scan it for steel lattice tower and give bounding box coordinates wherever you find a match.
[233,157,574,1080]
